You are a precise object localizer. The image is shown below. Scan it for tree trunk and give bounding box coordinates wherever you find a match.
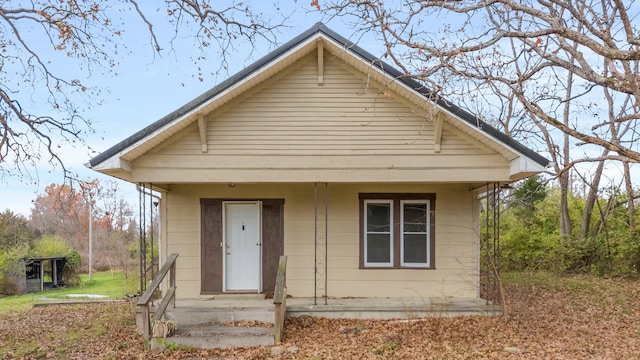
[559,170,572,237]
[623,161,635,232]
[559,70,574,238]
[580,156,608,240]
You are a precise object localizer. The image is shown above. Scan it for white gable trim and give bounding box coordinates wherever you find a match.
[88,157,132,173]
[510,157,548,181]
[91,33,327,171]
[321,39,546,169]
[89,28,547,175]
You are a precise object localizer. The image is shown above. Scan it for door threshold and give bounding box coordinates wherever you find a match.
[215,293,265,300]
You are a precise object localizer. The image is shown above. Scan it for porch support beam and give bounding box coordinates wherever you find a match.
[317,41,324,86]
[434,112,443,153]
[197,113,208,153]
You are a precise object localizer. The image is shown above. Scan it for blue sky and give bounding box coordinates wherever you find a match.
[0,3,343,215]
[0,2,636,216]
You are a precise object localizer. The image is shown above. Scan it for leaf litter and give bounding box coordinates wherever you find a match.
[1,274,639,359]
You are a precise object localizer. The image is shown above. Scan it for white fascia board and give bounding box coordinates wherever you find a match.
[171,33,323,120]
[340,46,439,109]
[341,50,548,169]
[107,34,325,166]
[86,156,132,173]
[509,157,547,181]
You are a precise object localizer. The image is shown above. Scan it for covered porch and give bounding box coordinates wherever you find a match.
[144,294,501,350]
[166,295,501,320]
[137,254,501,350]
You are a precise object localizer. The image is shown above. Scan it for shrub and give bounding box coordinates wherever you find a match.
[30,235,82,287]
[31,235,70,257]
[0,247,29,295]
[63,249,82,287]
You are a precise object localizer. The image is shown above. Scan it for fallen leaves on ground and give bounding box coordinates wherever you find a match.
[1,273,640,359]
[0,302,141,359]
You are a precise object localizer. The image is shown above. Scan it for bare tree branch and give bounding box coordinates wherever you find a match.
[0,0,288,182]
[323,0,640,162]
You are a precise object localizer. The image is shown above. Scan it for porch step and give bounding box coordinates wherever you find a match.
[151,324,274,350]
[157,305,275,350]
[165,306,275,326]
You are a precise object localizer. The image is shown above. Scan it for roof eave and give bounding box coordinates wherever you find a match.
[88,22,550,176]
[509,157,549,182]
[89,25,333,169]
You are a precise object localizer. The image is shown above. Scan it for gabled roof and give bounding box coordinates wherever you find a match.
[88,22,549,175]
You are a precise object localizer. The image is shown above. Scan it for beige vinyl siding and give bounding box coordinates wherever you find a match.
[164,192,201,294]
[132,51,512,184]
[148,48,497,299]
[164,183,479,299]
[322,184,478,298]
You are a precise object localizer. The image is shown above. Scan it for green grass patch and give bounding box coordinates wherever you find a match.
[12,340,42,358]
[0,271,138,313]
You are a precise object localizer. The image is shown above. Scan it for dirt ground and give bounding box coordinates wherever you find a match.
[1,273,639,359]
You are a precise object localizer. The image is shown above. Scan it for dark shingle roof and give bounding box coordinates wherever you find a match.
[89,22,549,168]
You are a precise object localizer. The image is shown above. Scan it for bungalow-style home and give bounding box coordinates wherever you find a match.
[87,23,548,301]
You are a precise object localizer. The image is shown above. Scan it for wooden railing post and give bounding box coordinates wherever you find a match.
[141,306,150,346]
[137,253,179,349]
[169,260,176,309]
[273,255,287,344]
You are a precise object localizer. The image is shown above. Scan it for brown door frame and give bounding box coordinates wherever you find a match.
[200,198,284,294]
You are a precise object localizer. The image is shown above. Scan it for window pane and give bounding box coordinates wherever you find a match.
[367,234,391,263]
[403,203,427,232]
[367,203,391,232]
[403,234,427,263]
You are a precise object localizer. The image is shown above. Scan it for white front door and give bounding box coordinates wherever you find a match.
[224,202,261,292]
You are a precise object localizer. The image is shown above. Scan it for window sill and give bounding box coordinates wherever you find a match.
[359,266,435,270]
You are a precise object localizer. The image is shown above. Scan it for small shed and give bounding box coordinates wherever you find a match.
[24,256,68,293]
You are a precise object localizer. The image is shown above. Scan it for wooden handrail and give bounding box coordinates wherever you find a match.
[273,255,287,344]
[137,253,178,348]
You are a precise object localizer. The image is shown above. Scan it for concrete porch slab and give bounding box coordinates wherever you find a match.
[150,297,500,350]
[169,296,501,320]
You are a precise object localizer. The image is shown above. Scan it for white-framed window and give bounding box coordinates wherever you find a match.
[364,200,394,267]
[400,200,430,267]
[360,194,435,269]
